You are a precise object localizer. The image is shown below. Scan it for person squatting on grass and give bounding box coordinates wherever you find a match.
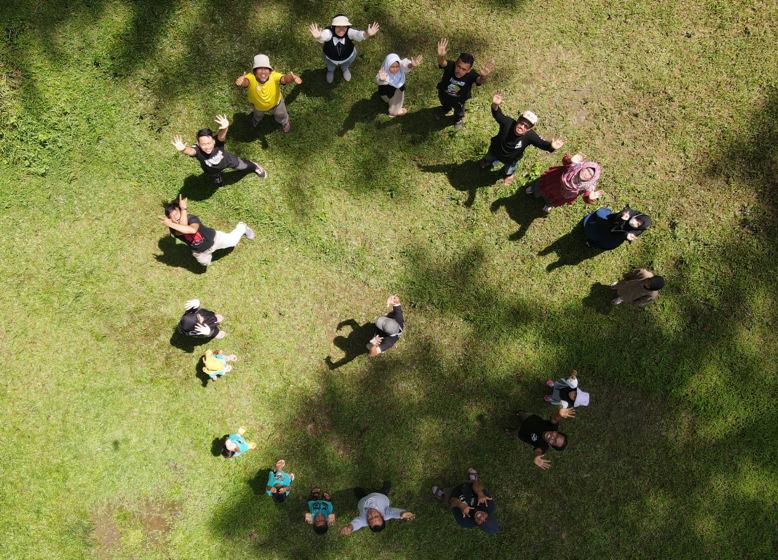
[375,53,423,117]
[305,487,336,535]
[161,195,255,267]
[368,295,404,357]
[221,426,256,458]
[610,269,665,306]
[526,153,604,213]
[234,54,302,133]
[202,349,237,381]
[508,408,576,470]
[435,38,493,129]
[481,91,564,185]
[309,15,380,84]
[177,298,227,340]
[432,468,500,534]
[340,481,415,535]
[265,459,295,503]
[172,115,267,187]
[582,206,652,250]
[545,370,591,409]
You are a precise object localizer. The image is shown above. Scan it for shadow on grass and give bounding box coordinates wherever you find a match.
[418,159,500,207]
[377,106,457,140]
[195,359,211,388]
[324,319,374,370]
[581,282,615,315]
[179,169,257,201]
[155,236,206,274]
[537,225,603,272]
[338,94,383,137]
[490,182,548,240]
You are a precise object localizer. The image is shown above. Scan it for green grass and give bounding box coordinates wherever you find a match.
[1,0,777,558]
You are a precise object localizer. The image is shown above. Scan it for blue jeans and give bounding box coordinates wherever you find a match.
[483,153,517,177]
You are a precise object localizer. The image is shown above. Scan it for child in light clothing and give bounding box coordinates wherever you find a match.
[545,370,590,409]
[222,427,256,458]
[375,53,422,117]
[202,350,237,381]
[265,459,295,503]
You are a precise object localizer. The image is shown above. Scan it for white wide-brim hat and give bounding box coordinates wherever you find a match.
[520,110,538,125]
[252,54,272,70]
[331,15,352,26]
[574,389,590,407]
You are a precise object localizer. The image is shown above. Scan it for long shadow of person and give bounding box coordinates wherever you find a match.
[582,282,614,315]
[195,359,211,387]
[155,236,206,274]
[211,436,227,457]
[538,225,603,272]
[324,319,375,370]
[284,68,335,105]
[338,93,383,137]
[490,181,547,240]
[418,159,499,207]
[377,106,454,141]
[179,170,256,202]
[227,111,269,150]
[170,327,210,354]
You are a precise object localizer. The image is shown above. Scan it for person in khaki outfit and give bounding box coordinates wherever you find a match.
[610,269,665,306]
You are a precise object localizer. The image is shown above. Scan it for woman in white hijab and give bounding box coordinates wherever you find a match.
[376,53,422,117]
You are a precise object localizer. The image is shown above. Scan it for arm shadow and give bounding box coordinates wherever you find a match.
[170,327,209,354]
[155,236,206,274]
[537,226,602,272]
[338,93,382,137]
[490,180,547,241]
[418,159,499,207]
[324,320,375,370]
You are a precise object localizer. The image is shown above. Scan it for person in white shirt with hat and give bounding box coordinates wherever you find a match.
[309,15,380,84]
[234,54,302,133]
[544,370,591,409]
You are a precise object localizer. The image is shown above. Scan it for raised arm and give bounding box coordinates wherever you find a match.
[214,115,229,142]
[436,38,448,67]
[475,61,494,85]
[172,135,196,157]
[490,91,512,126]
[280,71,303,85]
[234,73,249,87]
[550,407,576,424]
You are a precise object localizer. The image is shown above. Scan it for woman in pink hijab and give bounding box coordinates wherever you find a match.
[527,153,603,213]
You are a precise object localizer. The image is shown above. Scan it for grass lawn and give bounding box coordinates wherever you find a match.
[1,0,777,558]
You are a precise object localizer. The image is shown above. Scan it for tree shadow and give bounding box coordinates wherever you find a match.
[490,182,548,240]
[324,319,375,370]
[418,160,500,207]
[154,236,206,274]
[537,226,603,272]
[338,94,383,137]
[581,282,614,315]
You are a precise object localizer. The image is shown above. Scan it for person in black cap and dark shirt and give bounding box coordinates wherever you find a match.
[480,91,564,185]
[161,195,255,267]
[435,38,493,129]
[177,298,226,340]
[172,114,267,187]
[368,295,404,357]
[507,408,576,470]
[432,468,500,535]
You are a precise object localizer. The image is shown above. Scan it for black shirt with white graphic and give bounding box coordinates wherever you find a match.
[437,60,480,102]
[449,483,496,529]
[517,414,559,453]
[488,107,555,163]
[170,214,216,253]
[192,139,241,174]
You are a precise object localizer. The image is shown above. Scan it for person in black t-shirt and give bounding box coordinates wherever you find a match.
[177,298,227,339]
[507,408,576,470]
[161,195,255,267]
[431,468,500,534]
[368,295,404,357]
[435,38,493,128]
[172,114,267,187]
[480,92,565,185]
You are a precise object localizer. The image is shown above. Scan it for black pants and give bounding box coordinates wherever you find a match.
[438,91,466,121]
[200,154,257,186]
[355,480,391,499]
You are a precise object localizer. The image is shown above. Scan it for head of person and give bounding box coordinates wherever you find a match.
[195,128,215,153]
[367,508,385,532]
[222,437,237,458]
[543,430,568,450]
[313,512,329,534]
[331,14,351,37]
[163,198,182,222]
[454,52,474,78]
[474,510,489,526]
[628,212,652,232]
[252,54,273,82]
[514,110,538,136]
[272,485,287,503]
[579,167,594,182]
[645,276,665,291]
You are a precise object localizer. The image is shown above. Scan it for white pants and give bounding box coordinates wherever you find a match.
[192,223,246,266]
[381,89,405,116]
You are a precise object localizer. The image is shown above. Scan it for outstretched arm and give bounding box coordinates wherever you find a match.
[280,72,303,85]
[214,115,229,142]
[436,38,448,68]
[172,135,196,157]
[235,74,249,87]
[475,61,494,85]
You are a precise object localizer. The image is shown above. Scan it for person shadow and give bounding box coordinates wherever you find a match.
[283,68,335,105]
[582,282,615,315]
[324,319,376,370]
[418,159,500,207]
[227,111,269,150]
[490,180,548,240]
[538,226,603,272]
[338,93,383,137]
[155,236,234,274]
[377,106,454,141]
[211,435,228,457]
[178,170,257,202]
[169,328,211,354]
[195,359,211,387]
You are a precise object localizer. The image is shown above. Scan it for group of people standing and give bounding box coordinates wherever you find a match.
[155,13,667,540]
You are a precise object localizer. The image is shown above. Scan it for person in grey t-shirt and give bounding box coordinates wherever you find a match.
[340,481,415,535]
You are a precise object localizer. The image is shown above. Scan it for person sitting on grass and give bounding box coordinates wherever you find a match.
[432,468,500,534]
[221,427,256,458]
[265,459,295,503]
[309,15,380,84]
[172,115,267,187]
[305,486,336,534]
[202,350,237,381]
[480,91,564,185]
[178,298,226,340]
[368,295,404,357]
[526,153,604,213]
[340,481,414,535]
[545,370,590,409]
[234,54,302,133]
[507,408,576,470]
[161,195,255,267]
[610,269,665,306]
[435,38,493,129]
[582,206,652,250]
[376,53,423,117]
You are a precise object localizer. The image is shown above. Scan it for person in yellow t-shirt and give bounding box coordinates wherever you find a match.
[235,54,302,133]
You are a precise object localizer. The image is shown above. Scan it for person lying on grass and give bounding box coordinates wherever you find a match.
[172,115,267,187]
[507,408,576,470]
[177,298,226,340]
[235,54,302,133]
[480,91,564,185]
[545,370,590,409]
[309,15,380,84]
[376,53,423,117]
[340,481,414,535]
[368,295,404,357]
[265,459,295,503]
[432,468,499,534]
[305,486,336,534]
[222,427,256,458]
[435,38,493,129]
[161,195,255,267]
[202,350,237,381]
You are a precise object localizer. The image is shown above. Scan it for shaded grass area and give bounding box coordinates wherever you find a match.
[1,0,777,559]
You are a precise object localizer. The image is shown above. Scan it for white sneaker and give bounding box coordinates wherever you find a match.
[244,226,256,240]
[342,68,351,81]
